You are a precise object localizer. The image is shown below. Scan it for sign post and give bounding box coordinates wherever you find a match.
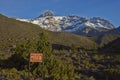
[30,53,43,62]
[29,53,43,79]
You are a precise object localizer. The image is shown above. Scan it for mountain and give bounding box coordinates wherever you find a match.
[0,14,97,53]
[16,11,115,36]
[107,26,120,35]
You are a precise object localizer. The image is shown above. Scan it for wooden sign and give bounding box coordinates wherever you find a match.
[30,53,43,62]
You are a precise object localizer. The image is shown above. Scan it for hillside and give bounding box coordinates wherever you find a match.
[0,14,97,53]
[100,38,120,53]
[97,34,120,47]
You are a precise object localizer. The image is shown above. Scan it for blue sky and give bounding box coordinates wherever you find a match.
[0,0,120,27]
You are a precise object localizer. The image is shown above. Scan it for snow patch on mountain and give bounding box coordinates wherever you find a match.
[16,18,30,22]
